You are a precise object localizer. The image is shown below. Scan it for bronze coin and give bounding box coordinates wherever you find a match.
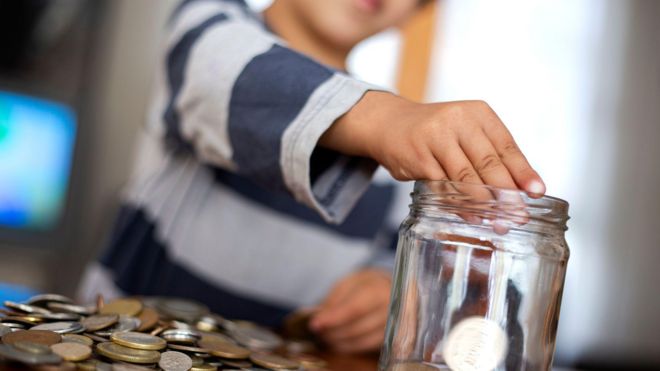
[250,353,300,370]
[198,340,250,359]
[95,342,160,364]
[99,298,143,317]
[136,307,159,332]
[50,342,92,361]
[2,329,62,346]
[61,334,94,347]
[81,314,119,332]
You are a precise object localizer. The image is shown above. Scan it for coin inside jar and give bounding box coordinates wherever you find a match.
[99,299,143,317]
[95,342,160,364]
[110,331,166,350]
[50,342,92,361]
[249,353,300,370]
[158,351,193,371]
[2,330,62,346]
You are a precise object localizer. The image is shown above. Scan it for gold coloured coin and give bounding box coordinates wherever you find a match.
[2,329,62,346]
[99,299,143,317]
[136,307,159,332]
[110,331,166,351]
[81,314,119,332]
[198,340,250,359]
[190,364,217,371]
[50,342,92,361]
[250,353,300,370]
[95,342,160,364]
[221,359,251,368]
[61,334,94,347]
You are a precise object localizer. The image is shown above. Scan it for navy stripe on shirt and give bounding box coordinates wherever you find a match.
[212,166,395,239]
[228,44,334,193]
[164,12,229,152]
[100,205,291,327]
[170,0,250,24]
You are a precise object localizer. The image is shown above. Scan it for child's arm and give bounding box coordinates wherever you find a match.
[163,1,544,224]
[321,91,545,194]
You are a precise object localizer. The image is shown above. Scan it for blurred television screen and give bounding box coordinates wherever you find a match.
[0,91,76,231]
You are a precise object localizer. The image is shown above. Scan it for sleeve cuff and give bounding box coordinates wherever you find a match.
[280,73,388,224]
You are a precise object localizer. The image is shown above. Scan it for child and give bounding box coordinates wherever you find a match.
[79,0,545,354]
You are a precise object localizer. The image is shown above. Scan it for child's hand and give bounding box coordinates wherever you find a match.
[309,269,392,354]
[321,92,545,195]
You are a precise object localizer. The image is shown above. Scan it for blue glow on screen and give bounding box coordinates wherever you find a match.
[0,91,76,230]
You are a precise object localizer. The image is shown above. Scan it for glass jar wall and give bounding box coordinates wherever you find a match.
[379,181,570,371]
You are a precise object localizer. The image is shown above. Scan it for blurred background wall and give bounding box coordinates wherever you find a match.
[0,0,658,369]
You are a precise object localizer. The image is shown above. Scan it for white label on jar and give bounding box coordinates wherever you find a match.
[443,316,508,371]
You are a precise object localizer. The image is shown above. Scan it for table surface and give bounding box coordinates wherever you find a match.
[320,351,379,371]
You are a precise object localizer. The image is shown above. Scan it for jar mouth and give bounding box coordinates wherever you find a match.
[412,180,569,231]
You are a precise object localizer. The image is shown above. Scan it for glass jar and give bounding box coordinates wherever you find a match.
[379,180,570,371]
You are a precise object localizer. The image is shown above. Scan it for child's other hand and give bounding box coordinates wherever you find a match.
[309,269,392,354]
[321,92,545,195]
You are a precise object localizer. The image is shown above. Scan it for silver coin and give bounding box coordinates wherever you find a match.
[0,343,62,364]
[157,298,209,322]
[95,315,141,336]
[159,351,193,371]
[2,324,26,332]
[161,329,201,344]
[26,293,74,306]
[230,326,283,350]
[3,300,52,315]
[0,324,11,337]
[47,302,95,315]
[30,321,85,334]
[12,341,52,354]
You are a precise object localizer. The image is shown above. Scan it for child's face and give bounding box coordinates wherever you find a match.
[290,0,421,49]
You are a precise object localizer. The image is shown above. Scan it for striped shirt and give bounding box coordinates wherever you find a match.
[78,0,407,327]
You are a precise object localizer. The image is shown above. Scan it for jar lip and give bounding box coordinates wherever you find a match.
[412,180,569,230]
[414,180,569,207]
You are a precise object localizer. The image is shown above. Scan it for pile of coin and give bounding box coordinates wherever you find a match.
[0,294,329,370]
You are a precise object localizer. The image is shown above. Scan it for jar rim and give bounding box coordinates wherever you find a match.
[412,180,569,231]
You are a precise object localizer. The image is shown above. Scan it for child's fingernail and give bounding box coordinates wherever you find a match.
[527,180,545,195]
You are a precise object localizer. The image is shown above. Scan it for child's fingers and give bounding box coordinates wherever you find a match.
[485,124,545,195]
[319,306,387,344]
[311,291,381,332]
[331,327,385,354]
[458,129,518,190]
[432,142,485,187]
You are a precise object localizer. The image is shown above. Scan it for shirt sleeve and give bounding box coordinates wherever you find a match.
[160,0,385,224]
